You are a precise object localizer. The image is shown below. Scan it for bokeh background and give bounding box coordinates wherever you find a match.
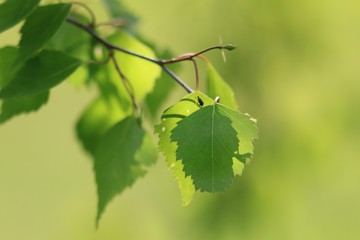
[1,0,360,239]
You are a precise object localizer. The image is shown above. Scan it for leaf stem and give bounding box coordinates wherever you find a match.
[190,59,199,91]
[161,66,194,93]
[71,2,97,27]
[110,53,140,116]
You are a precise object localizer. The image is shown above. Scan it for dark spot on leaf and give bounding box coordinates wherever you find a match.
[197,96,204,106]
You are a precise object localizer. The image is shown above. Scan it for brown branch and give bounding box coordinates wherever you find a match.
[66,16,235,93]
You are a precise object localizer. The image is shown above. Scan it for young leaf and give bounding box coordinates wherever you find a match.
[206,62,238,109]
[0,91,49,124]
[0,50,81,99]
[144,70,177,120]
[108,31,161,102]
[223,44,237,51]
[171,104,237,192]
[16,3,71,63]
[0,0,40,33]
[95,116,157,225]
[76,96,131,156]
[154,91,213,205]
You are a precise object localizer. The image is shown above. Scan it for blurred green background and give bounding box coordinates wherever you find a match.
[1,0,360,239]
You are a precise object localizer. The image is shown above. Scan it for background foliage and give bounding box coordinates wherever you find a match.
[0,0,359,239]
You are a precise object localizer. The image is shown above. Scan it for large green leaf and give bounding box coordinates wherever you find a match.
[0,46,49,123]
[95,116,157,225]
[0,0,40,33]
[0,50,81,99]
[0,91,49,124]
[16,3,71,63]
[108,31,161,102]
[155,91,213,205]
[76,96,130,156]
[171,103,258,192]
[206,62,238,109]
[171,104,236,192]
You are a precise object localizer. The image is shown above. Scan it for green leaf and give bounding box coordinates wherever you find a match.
[0,46,49,123]
[95,116,157,225]
[0,91,49,124]
[0,46,18,88]
[144,71,177,120]
[206,62,238,109]
[16,3,71,63]
[155,91,214,205]
[171,104,237,192]
[171,103,258,192]
[45,13,91,60]
[0,50,81,99]
[76,96,130,156]
[108,31,161,102]
[144,49,179,120]
[45,13,92,87]
[87,54,133,119]
[0,0,40,33]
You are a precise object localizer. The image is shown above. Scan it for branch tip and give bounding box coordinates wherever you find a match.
[222,44,237,51]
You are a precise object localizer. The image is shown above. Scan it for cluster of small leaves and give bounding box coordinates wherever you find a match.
[0,0,258,226]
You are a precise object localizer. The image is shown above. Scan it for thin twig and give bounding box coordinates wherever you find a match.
[161,46,225,64]
[66,17,160,63]
[66,17,232,93]
[190,59,199,91]
[110,54,140,115]
[71,1,97,27]
[161,66,194,93]
[66,17,194,93]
